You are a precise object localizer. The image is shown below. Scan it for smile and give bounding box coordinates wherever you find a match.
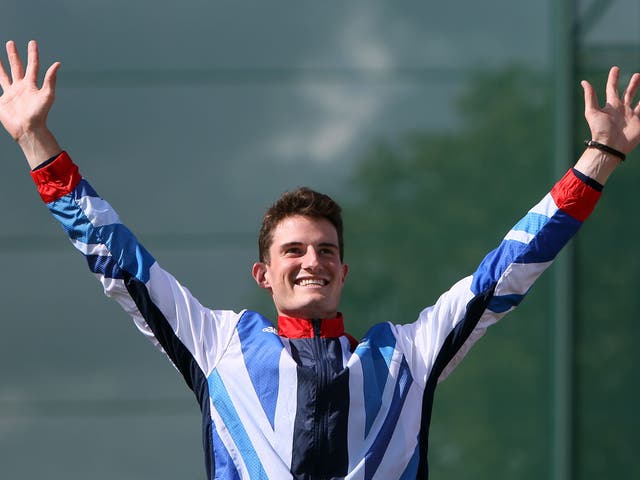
[295,278,328,287]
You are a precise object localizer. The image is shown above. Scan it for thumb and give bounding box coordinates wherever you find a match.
[42,61,61,95]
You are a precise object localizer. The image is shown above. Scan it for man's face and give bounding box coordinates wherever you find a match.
[252,215,348,319]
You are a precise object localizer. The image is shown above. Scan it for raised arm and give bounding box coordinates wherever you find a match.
[394,68,640,384]
[0,40,61,168]
[0,40,239,389]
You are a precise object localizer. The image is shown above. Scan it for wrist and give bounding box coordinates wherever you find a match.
[17,127,62,170]
[574,147,620,185]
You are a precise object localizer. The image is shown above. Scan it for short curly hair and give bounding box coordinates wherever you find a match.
[258,187,344,263]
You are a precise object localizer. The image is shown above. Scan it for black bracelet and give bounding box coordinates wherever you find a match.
[584,139,626,161]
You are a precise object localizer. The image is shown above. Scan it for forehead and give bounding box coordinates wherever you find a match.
[270,215,338,246]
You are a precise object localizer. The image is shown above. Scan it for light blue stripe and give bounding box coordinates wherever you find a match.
[49,194,93,238]
[211,421,241,480]
[472,209,582,296]
[355,323,397,437]
[48,186,154,283]
[208,370,268,479]
[512,212,548,235]
[518,210,580,263]
[237,311,284,430]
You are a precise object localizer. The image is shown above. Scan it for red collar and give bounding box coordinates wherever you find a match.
[278,313,345,338]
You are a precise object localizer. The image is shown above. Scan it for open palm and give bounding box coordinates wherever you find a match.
[0,40,60,142]
[582,67,640,155]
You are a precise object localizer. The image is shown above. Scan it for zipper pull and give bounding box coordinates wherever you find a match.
[312,318,322,337]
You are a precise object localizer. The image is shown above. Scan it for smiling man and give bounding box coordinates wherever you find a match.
[253,189,349,321]
[2,40,640,480]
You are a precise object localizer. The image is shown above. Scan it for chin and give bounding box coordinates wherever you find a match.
[286,303,336,319]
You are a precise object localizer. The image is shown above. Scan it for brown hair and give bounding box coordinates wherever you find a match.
[258,187,344,263]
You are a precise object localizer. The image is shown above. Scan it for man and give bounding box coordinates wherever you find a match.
[1,40,639,479]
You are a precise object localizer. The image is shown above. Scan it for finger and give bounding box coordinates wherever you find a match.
[605,66,620,105]
[6,40,25,81]
[0,57,10,90]
[42,61,61,95]
[581,80,599,113]
[623,72,640,107]
[24,40,39,84]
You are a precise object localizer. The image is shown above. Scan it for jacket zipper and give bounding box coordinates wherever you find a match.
[311,318,330,477]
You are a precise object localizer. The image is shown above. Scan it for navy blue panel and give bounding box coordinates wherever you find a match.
[488,292,525,313]
[364,357,413,480]
[289,336,349,479]
[416,285,495,480]
[472,211,580,296]
[123,274,215,479]
[518,210,580,264]
[31,153,60,171]
[572,168,603,191]
[86,254,125,280]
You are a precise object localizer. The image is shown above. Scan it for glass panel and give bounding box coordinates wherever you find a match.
[0,1,563,478]
[574,0,640,478]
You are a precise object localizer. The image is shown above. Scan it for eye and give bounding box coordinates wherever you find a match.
[284,246,304,256]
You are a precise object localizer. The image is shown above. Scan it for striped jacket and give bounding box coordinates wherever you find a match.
[31,152,602,479]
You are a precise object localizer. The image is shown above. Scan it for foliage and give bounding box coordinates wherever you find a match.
[341,65,640,479]
[341,66,555,479]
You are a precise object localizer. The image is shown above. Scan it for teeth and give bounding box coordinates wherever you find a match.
[297,278,326,286]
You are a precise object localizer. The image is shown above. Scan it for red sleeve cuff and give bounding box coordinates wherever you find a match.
[550,169,602,222]
[30,151,82,203]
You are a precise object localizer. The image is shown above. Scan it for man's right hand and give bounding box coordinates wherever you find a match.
[0,40,62,169]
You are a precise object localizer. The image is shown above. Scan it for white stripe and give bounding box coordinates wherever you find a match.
[504,229,534,244]
[346,357,366,479]
[339,335,353,368]
[273,350,298,470]
[215,345,294,479]
[93,274,167,353]
[371,384,423,479]
[145,263,239,375]
[494,260,552,297]
[76,195,121,227]
[529,192,558,218]
[71,238,111,256]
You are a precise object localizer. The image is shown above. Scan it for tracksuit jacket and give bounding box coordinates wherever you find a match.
[30,151,603,479]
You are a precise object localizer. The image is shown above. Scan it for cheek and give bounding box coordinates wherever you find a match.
[268,266,291,286]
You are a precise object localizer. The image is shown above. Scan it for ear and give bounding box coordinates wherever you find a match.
[341,263,349,283]
[252,262,272,290]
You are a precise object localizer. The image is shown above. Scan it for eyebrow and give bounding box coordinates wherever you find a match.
[279,241,339,250]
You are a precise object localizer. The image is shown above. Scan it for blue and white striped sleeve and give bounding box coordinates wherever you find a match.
[30,152,239,383]
[392,169,603,386]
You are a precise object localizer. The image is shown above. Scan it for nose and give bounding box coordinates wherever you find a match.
[302,246,320,269]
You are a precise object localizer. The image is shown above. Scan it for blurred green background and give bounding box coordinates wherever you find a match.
[0,1,638,479]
